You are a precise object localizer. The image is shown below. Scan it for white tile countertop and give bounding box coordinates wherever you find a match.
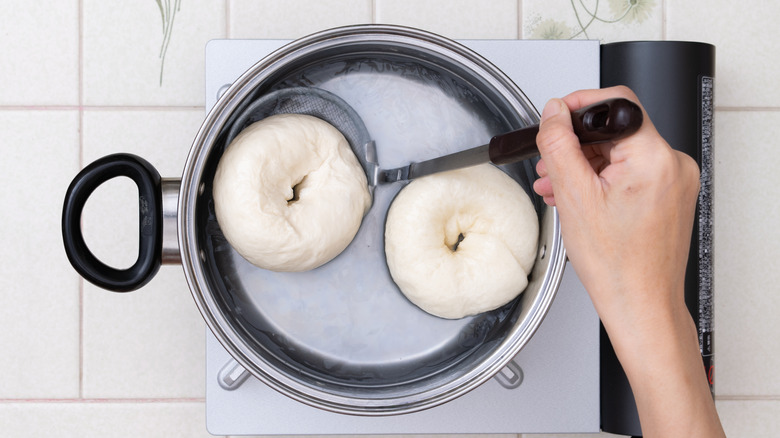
[1,1,779,437]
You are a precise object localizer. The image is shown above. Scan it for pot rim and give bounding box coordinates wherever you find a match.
[178,24,566,415]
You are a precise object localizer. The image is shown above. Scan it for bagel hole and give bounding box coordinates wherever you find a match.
[451,233,465,252]
[287,175,307,204]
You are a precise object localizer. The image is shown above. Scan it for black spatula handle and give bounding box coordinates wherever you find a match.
[489,97,643,165]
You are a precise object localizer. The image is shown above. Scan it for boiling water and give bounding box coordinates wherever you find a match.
[202,52,535,390]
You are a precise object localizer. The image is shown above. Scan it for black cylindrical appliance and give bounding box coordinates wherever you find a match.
[599,41,716,437]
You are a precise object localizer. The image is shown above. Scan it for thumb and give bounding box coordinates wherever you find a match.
[536,98,598,199]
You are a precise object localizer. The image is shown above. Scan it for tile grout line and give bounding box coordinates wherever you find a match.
[225,0,231,38]
[78,0,85,402]
[715,106,780,112]
[517,0,523,39]
[0,398,207,404]
[661,0,667,40]
[0,105,205,111]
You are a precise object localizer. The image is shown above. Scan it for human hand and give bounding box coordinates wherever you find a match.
[533,86,699,329]
[533,86,724,437]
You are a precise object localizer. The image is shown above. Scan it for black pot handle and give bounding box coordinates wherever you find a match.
[62,153,162,292]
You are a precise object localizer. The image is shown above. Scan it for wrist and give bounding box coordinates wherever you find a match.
[600,284,695,370]
[599,290,722,437]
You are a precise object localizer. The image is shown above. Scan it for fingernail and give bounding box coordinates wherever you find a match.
[541,99,562,123]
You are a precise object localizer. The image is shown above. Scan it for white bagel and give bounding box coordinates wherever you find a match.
[384,164,539,319]
[212,113,371,272]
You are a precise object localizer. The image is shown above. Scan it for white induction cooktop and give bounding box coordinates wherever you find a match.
[203,38,601,435]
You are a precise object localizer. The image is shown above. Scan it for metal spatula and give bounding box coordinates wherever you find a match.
[380,97,643,183]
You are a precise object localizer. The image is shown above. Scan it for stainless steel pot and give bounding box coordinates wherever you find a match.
[62,24,566,415]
